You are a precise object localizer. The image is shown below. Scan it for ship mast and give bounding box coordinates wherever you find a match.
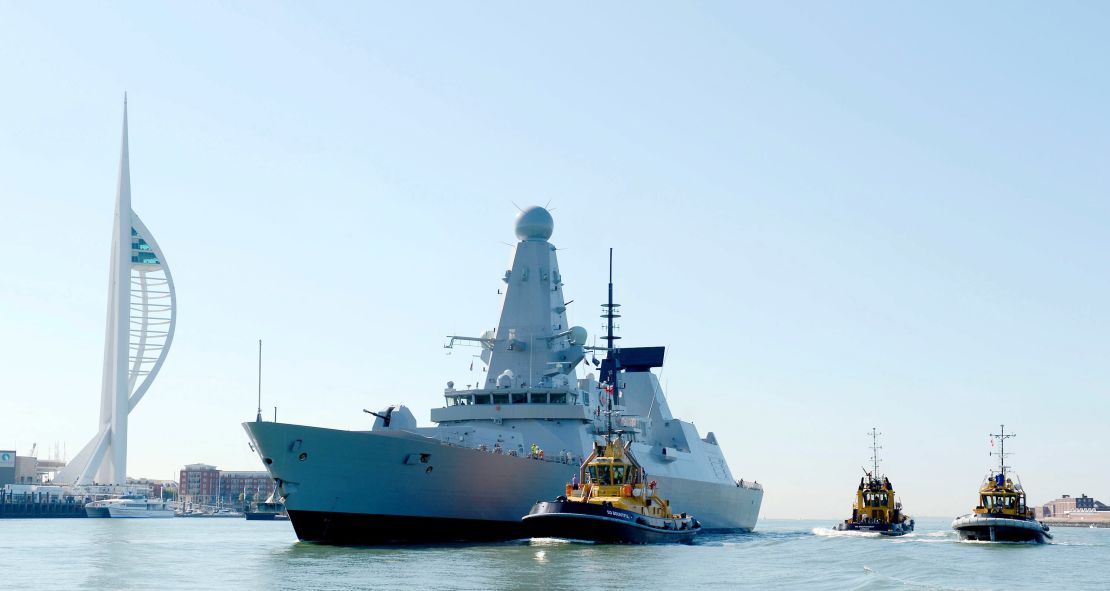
[868,427,882,480]
[601,248,620,438]
[990,424,1015,477]
[255,339,263,423]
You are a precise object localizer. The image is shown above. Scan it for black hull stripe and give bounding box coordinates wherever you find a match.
[287,510,709,545]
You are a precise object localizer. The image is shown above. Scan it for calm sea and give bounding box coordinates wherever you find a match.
[1,517,1106,590]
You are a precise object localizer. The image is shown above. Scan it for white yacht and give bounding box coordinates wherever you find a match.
[84,496,129,518]
[244,206,763,544]
[105,497,174,518]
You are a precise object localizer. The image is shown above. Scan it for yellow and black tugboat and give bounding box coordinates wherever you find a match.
[834,428,914,536]
[522,262,700,544]
[523,432,700,544]
[523,358,699,544]
[952,425,1052,543]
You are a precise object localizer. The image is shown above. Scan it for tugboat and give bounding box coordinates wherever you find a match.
[523,430,701,544]
[522,253,700,544]
[834,428,914,536]
[952,425,1052,543]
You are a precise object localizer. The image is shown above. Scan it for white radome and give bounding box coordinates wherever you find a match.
[514,206,554,241]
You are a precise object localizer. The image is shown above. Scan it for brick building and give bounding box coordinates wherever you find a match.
[1035,494,1110,518]
[179,463,274,509]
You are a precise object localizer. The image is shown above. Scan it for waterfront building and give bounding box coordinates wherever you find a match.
[0,451,66,486]
[0,451,15,486]
[1035,494,1110,518]
[53,98,176,487]
[179,464,274,508]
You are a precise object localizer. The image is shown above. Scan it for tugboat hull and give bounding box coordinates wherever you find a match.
[952,515,1052,543]
[523,500,699,544]
[834,520,914,536]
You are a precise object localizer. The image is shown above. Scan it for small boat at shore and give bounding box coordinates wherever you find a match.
[834,428,913,536]
[245,500,289,521]
[84,496,128,518]
[86,496,174,518]
[952,425,1051,543]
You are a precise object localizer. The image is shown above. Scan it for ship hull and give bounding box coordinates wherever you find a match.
[288,510,526,544]
[244,421,761,545]
[106,505,174,518]
[834,520,914,536]
[952,514,1052,543]
[523,501,698,544]
[84,505,112,518]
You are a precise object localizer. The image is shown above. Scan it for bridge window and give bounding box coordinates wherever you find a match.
[549,392,566,404]
[473,394,491,405]
[529,393,548,404]
[511,393,526,404]
[612,465,627,484]
[492,394,508,405]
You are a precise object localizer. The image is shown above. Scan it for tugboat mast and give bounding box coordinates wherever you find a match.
[868,427,882,480]
[990,424,1016,477]
[601,248,620,439]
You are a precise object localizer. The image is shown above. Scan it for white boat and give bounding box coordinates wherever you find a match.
[84,497,128,518]
[105,497,175,518]
[244,206,763,544]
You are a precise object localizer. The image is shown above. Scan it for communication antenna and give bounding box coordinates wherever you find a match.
[990,424,1016,477]
[600,248,620,438]
[868,427,882,479]
[255,339,263,423]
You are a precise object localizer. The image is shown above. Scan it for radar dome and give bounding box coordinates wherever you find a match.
[568,326,588,346]
[514,206,554,241]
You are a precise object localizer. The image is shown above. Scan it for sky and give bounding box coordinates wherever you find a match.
[1,2,1108,519]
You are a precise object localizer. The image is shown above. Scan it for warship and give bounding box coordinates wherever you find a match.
[243,206,763,544]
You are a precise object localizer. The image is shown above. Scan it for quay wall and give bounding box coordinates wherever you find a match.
[0,493,87,519]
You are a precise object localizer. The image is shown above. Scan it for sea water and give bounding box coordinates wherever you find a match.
[1,517,1106,590]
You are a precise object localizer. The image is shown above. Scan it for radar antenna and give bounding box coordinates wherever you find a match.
[990,424,1016,477]
[868,427,882,480]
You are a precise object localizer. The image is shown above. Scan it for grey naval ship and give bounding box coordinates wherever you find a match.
[244,206,763,544]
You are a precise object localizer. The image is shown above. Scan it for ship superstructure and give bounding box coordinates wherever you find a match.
[244,206,762,544]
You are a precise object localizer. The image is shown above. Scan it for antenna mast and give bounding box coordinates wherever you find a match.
[601,248,620,438]
[255,339,263,423]
[990,424,1015,477]
[868,427,882,479]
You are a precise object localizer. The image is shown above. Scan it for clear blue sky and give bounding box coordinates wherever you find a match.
[1,2,1107,519]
